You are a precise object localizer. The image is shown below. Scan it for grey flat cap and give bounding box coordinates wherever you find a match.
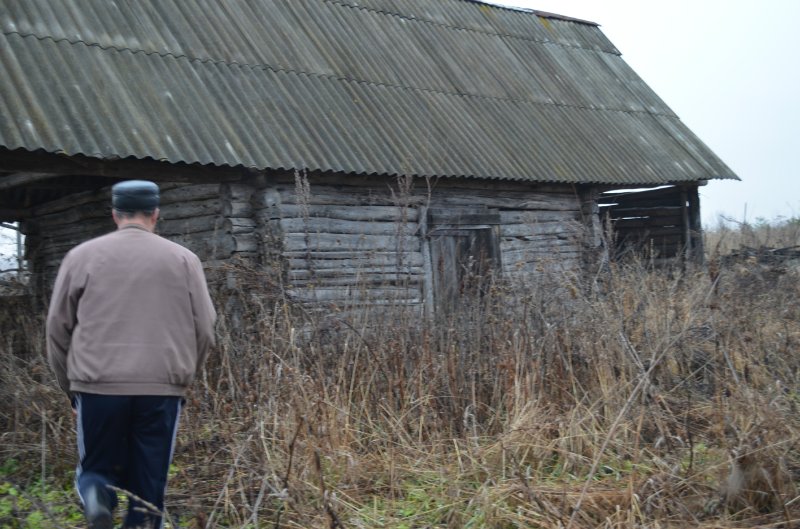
[112,180,160,212]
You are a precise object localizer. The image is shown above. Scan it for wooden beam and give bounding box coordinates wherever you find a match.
[608,206,682,218]
[598,186,681,203]
[681,187,691,262]
[614,226,684,237]
[599,197,684,210]
[613,216,683,229]
[0,209,30,221]
[0,149,248,184]
[428,208,501,225]
[419,206,435,319]
[687,185,704,264]
[0,172,61,191]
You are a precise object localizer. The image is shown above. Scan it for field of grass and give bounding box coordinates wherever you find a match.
[1,222,799,528]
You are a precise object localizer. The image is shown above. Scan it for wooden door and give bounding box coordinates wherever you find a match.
[427,208,501,313]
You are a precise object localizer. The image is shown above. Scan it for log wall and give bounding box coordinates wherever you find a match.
[253,175,588,309]
[22,181,248,292]
[252,177,423,307]
[21,173,594,308]
[421,184,585,279]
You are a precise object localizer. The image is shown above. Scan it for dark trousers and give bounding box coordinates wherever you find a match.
[75,393,182,529]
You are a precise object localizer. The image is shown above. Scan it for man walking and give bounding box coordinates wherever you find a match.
[46,180,216,529]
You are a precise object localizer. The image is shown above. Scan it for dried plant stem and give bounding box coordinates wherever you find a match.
[566,338,674,529]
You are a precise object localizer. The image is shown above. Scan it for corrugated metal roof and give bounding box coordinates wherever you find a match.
[0,0,737,184]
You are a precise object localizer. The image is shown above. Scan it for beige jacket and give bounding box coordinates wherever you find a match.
[46,225,216,397]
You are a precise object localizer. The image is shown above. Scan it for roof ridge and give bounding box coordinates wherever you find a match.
[324,0,608,53]
[460,1,600,26]
[2,30,667,119]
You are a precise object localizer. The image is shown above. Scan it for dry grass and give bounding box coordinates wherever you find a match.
[705,216,800,256]
[1,241,799,528]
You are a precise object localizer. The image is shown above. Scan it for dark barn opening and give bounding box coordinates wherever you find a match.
[599,184,704,263]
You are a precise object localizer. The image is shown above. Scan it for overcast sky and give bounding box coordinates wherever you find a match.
[507,0,800,225]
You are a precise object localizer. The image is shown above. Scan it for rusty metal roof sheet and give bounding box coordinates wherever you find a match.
[0,0,737,184]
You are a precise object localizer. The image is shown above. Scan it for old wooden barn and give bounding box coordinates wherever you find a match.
[0,0,737,311]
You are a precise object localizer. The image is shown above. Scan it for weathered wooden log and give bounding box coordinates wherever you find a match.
[222,201,253,218]
[31,201,110,227]
[283,248,420,258]
[288,273,423,286]
[503,249,583,261]
[36,219,113,240]
[283,233,420,252]
[281,172,572,193]
[282,252,424,270]
[232,233,258,253]
[430,191,579,211]
[500,221,584,238]
[312,305,425,321]
[160,184,220,204]
[286,287,421,303]
[498,210,581,224]
[279,217,418,236]
[288,254,425,269]
[31,183,219,219]
[502,256,582,269]
[289,279,422,289]
[224,183,255,201]
[36,224,110,249]
[169,231,235,259]
[33,189,108,216]
[158,215,223,236]
[277,186,421,207]
[503,268,581,281]
[161,198,220,220]
[500,238,582,253]
[288,267,424,278]
[271,185,582,216]
[258,203,418,222]
[226,218,257,234]
[428,209,500,225]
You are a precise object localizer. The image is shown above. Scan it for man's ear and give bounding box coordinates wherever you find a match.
[152,208,160,223]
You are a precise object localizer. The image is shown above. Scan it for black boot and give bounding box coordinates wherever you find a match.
[83,484,113,529]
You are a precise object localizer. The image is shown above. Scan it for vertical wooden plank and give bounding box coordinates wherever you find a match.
[687,185,705,264]
[577,185,608,271]
[681,187,691,263]
[419,206,435,319]
[490,224,502,269]
[431,234,462,314]
[578,185,602,249]
[442,236,459,310]
[430,234,444,313]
